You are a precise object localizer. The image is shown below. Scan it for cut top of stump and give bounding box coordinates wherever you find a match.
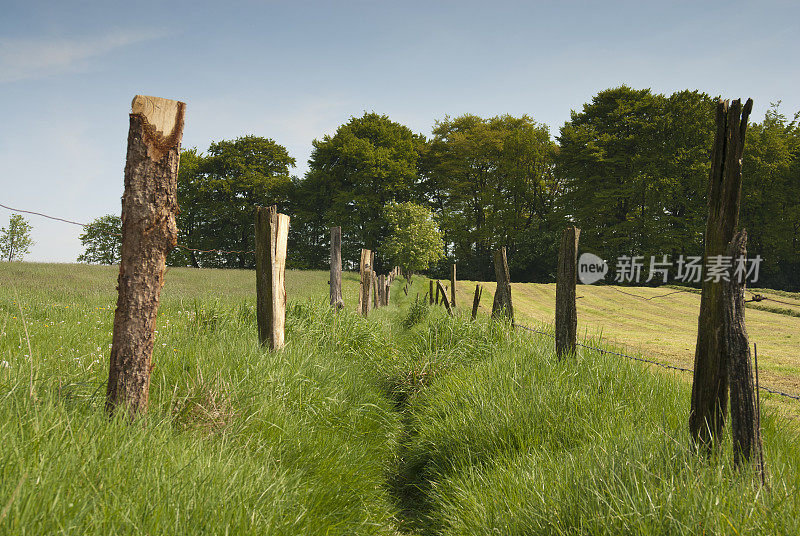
[131,95,186,149]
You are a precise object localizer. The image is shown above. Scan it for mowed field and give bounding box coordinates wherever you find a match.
[459,279,800,417]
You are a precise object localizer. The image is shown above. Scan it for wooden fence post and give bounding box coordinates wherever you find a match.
[690,98,753,450]
[471,284,483,320]
[556,226,580,358]
[724,230,763,470]
[106,95,185,419]
[429,280,435,305]
[384,275,391,306]
[437,280,453,316]
[360,249,372,316]
[450,263,457,308]
[330,226,343,309]
[377,274,385,307]
[255,205,290,350]
[491,247,513,321]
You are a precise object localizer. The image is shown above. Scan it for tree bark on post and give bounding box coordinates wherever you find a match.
[255,206,290,350]
[491,247,513,321]
[359,249,372,316]
[556,226,580,359]
[429,280,434,305]
[690,98,753,451]
[106,95,185,419]
[471,284,483,320]
[450,263,457,308]
[724,230,763,470]
[384,275,391,306]
[329,226,343,309]
[377,274,385,307]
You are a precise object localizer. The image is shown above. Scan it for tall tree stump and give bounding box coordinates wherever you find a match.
[106,95,185,419]
[329,226,343,309]
[723,230,763,471]
[690,98,753,450]
[556,226,580,358]
[491,247,513,321]
[255,206,290,350]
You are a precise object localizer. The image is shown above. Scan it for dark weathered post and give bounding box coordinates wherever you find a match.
[329,226,343,309]
[255,205,290,350]
[429,280,434,305]
[377,274,386,307]
[437,280,453,316]
[556,226,580,359]
[471,284,483,320]
[690,98,753,450]
[491,247,513,321]
[107,95,185,419]
[723,230,762,470]
[450,263,457,308]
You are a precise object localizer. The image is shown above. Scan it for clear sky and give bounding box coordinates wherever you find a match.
[1,0,798,262]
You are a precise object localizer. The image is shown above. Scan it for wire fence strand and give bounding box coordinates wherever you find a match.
[513,322,800,402]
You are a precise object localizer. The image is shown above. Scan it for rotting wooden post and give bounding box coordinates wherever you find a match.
[491,247,513,321]
[690,98,753,451]
[329,226,343,309]
[384,275,391,306]
[106,95,185,419]
[450,263,457,308]
[255,205,290,350]
[437,280,453,316]
[377,274,386,307]
[471,284,483,321]
[371,269,378,309]
[360,249,372,316]
[556,226,580,359]
[723,230,763,470]
[429,280,435,305]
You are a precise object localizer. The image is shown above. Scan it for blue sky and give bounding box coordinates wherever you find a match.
[1,0,798,262]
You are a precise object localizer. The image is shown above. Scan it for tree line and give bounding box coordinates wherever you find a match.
[80,85,800,290]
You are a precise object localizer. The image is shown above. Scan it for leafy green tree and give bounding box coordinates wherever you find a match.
[380,202,444,279]
[296,112,421,269]
[741,103,800,289]
[173,138,295,268]
[77,215,122,264]
[0,214,34,262]
[425,114,559,280]
[557,86,714,274]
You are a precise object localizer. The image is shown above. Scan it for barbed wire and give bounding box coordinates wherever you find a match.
[1,201,255,256]
[512,322,800,402]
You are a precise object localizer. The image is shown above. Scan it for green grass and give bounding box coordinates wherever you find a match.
[1,263,799,535]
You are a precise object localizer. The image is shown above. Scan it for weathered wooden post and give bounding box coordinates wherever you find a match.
[255,205,290,350]
[437,280,453,316]
[450,263,457,308]
[724,230,763,470]
[106,95,185,419]
[384,275,391,306]
[329,226,343,309]
[377,274,386,307]
[471,284,483,320]
[556,226,580,358]
[360,249,372,316]
[690,98,753,450]
[429,280,435,305]
[371,269,379,309]
[491,247,513,321]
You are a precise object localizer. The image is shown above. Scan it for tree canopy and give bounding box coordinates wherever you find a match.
[77,215,121,265]
[0,214,34,262]
[380,202,444,279]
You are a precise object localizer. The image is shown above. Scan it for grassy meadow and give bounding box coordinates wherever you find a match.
[1,262,799,535]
